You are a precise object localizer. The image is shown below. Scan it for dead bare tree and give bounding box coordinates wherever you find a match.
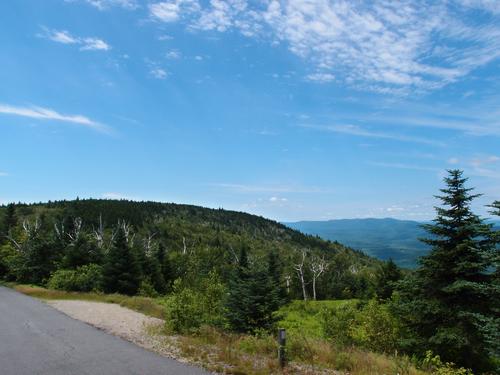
[67,217,83,242]
[92,214,105,249]
[228,244,239,264]
[309,255,328,300]
[182,236,187,255]
[22,218,41,239]
[293,248,309,301]
[285,274,292,295]
[119,220,135,246]
[143,232,157,257]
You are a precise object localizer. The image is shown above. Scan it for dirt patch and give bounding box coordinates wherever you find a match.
[47,300,184,362]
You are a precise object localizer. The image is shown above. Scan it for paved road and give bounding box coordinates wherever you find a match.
[0,287,208,375]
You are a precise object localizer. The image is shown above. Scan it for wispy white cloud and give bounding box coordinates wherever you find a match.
[0,172,8,177]
[38,27,110,51]
[146,0,500,92]
[80,38,111,51]
[457,0,500,14]
[0,103,106,131]
[102,192,141,200]
[150,67,168,79]
[66,0,138,10]
[149,0,200,23]
[305,72,335,83]
[269,196,287,202]
[165,49,181,59]
[300,124,445,146]
[209,183,334,194]
[367,161,440,172]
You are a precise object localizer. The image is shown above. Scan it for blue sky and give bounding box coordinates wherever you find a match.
[1,0,499,221]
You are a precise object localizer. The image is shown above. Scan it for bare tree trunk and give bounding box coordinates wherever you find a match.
[182,236,187,255]
[312,277,317,301]
[294,249,309,301]
[309,255,328,301]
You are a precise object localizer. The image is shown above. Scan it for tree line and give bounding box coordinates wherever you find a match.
[1,170,498,372]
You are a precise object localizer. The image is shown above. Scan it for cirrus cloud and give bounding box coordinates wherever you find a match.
[146,0,500,92]
[0,103,107,132]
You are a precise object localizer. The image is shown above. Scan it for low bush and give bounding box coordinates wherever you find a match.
[47,264,102,292]
[163,271,226,334]
[421,351,474,375]
[321,298,401,354]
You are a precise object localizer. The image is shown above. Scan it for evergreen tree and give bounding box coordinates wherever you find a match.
[62,235,100,269]
[4,204,17,233]
[144,254,167,294]
[225,246,252,332]
[0,204,17,243]
[156,242,173,291]
[267,249,287,307]
[102,226,141,295]
[375,258,402,300]
[226,247,280,333]
[397,170,498,372]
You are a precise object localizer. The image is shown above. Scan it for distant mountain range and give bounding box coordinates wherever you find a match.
[286,218,500,269]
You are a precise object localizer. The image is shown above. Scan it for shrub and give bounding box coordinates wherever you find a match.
[138,279,159,298]
[321,302,358,347]
[321,299,401,354]
[352,299,400,353]
[164,271,226,334]
[421,351,474,375]
[47,264,102,292]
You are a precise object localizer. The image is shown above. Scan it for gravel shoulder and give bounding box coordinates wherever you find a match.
[47,300,185,362]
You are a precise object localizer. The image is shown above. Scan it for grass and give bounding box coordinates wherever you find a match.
[9,284,165,319]
[173,325,426,375]
[278,299,357,339]
[8,284,428,375]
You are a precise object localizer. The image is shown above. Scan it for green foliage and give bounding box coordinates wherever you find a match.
[225,247,283,333]
[421,351,474,375]
[0,203,17,243]
[0,243,18,280]
[102,225,141,295]
[0,198,380,301]
[61,234,101,269]
[279,300,355,339]
[47,264,103,292]
[321,302,358,347]
[163,272,227,334]
[321,299,401,354]
[138,279,159,298]
[396,170,499,372]
[374,258,402,300]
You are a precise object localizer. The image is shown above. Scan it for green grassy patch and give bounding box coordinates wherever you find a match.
[278,299,357,339]
[10,284,165,319]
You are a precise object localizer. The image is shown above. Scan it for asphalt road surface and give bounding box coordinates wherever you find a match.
[0,286,208,375]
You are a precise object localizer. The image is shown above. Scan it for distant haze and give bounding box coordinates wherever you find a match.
[286,218,500,268]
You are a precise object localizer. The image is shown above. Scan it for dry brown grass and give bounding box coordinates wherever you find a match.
[171,326,427,375]
[10,284,428,375]
[11,284,165,319]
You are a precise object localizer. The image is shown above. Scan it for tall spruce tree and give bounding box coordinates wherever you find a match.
[375,258,402,300]
[156,242,173,291]
[102,225,141,295]
[225,246,252,332]
[397,170,498,372]
[226,247,280,333]
[267,249,288,307]
[1,204,17,243]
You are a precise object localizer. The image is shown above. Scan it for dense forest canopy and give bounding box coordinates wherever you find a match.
[0,198,380,300]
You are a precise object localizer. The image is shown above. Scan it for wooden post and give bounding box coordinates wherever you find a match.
[278,328,286,368]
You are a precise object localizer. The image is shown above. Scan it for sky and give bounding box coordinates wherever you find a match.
[0,0,500,222]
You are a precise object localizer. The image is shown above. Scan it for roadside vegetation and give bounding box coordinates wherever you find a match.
[1,170,499,374]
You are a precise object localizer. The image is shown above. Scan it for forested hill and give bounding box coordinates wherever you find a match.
[0,199,381,300]
[286,218,429,268]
